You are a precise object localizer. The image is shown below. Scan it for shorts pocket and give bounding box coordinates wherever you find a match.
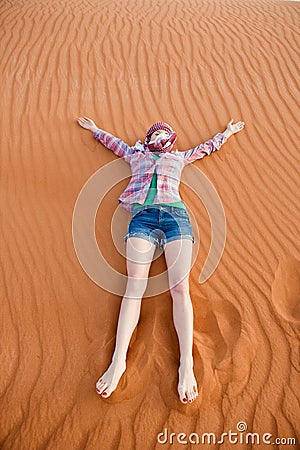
[131,208,146,219]
[172,208,189,218]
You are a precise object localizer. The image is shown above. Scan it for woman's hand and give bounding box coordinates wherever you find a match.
[77,117,98,133]
[223,119,245,138]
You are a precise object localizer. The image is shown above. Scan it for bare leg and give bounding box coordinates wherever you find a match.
[96,237,156,397]
[164,239,199,404]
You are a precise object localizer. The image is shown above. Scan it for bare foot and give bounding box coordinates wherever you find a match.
[178,363,198,404]
[96,358,126,398]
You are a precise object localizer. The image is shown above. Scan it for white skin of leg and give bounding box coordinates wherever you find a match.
[164,239,199,404]
[96,237,198,404]
[96,237,156,397]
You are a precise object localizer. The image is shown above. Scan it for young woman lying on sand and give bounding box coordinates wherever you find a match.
[77,116,245,404]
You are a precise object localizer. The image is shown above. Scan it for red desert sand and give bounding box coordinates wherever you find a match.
[0,0,299,448]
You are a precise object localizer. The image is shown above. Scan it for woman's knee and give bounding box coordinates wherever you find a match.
[169,278,190,298]
[124,276,148,299]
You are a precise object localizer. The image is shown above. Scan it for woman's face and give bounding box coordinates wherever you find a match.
[150,129,170,141]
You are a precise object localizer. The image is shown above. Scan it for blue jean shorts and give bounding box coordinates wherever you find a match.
[124,205,195,250]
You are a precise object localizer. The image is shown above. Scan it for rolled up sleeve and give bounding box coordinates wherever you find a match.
[93,129,136,160]
[183,133,227,165]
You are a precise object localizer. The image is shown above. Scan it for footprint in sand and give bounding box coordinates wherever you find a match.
[271,256,300,324]
[193,297,242,365]
[193,296,257,393]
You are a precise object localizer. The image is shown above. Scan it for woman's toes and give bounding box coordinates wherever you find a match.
[180,393,188,403]
[187,391,193,402]
[97,383,108,395]
[96,383,104,393]
[96,378,104,387]
[102,387,112,398]
[178,382,199,403]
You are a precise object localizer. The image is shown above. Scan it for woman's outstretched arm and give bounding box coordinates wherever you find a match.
[77,116,135,159]
[182,119,245,165]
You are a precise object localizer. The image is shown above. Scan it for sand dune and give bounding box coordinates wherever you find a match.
[0,0,299,448]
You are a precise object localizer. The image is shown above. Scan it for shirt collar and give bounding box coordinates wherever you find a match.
[134,140,176,158]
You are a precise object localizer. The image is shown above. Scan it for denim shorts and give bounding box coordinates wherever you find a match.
[124,205,195,250]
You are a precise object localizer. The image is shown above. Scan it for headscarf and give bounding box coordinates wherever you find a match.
[144,122,177,152]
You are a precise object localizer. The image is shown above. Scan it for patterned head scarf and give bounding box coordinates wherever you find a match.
[145,122,177,152]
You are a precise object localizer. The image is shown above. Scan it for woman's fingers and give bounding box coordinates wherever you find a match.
[78,117,91,122]
[228,119,245,128]
[77,117,92,129]
[233,121,245,133]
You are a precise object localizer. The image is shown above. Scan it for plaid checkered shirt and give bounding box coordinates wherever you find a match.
[93,129,227,212]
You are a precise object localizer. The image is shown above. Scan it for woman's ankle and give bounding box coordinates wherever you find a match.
[179,356,194,368]
[112,353,127,364]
